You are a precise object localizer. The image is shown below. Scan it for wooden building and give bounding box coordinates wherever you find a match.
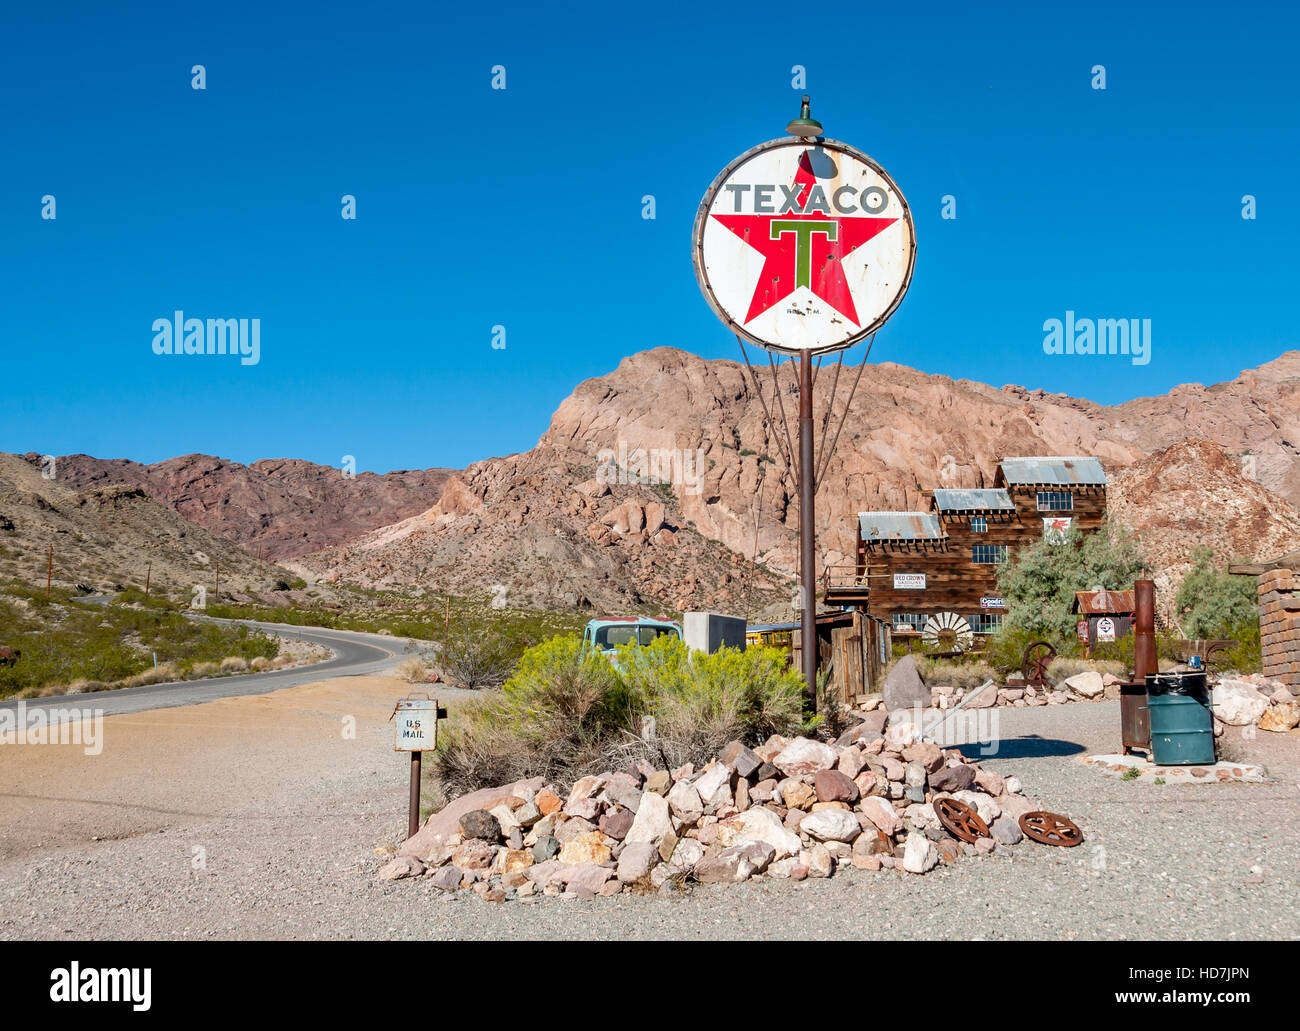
[1072,588,1135,650]
[825,456,1108,646]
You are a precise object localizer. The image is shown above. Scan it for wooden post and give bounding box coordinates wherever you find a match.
[145,561,152,599]
[215,560,220,602]
[46,544,53,600]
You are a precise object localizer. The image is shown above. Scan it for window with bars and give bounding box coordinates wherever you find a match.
[972,544,1008,564]
[892,612,926,633]
[968,612,1004,634]
[1037,490,1073,511]
[970,516,988,532]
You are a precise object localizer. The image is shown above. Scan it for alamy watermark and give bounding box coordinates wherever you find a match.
[152,311,260,366]
[596,442,706,496]
[0,701,104,756]
[1042,311,1151,366]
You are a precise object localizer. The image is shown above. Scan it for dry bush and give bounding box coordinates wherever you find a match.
[250,656,271,671]
[1044,657,1126,686]
[122,664,177,688]
[220,656,249,674]
[189,661,219,678]
[920,658,999,692]
[396,657,430,684]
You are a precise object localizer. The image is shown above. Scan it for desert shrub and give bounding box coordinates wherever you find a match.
[1175,549,1258,639]
[395,657,430,684]
[983,625,1051,675]
[1219,619,1261,675]
[431,636,626,797]
[437,626,516,689]
[220,656,249,673]
[915,657,998,691]
[430,636,803,800]
[618,637,804,769]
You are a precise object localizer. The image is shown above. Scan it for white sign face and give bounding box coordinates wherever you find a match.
[980,596,1006,609]
[1043,517,1072,544]
[394,699,438,752]
[1096,616,1116,643]
[894,573,926,590]
[693,138,916,354]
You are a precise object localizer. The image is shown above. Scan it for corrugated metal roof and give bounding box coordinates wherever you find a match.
[1072,589,1135,615]
[932,488,1015,512]
[858,511,945,541]
[996,456,1107,486]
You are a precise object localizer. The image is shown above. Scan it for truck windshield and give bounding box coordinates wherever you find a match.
[595,625,676,649]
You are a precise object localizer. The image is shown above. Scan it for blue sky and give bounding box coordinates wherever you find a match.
[2,0,1296,473]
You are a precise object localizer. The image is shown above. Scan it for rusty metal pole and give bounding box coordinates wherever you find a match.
[1134,579,1156,681]
[799,353,817,709]
[408,751,422,839]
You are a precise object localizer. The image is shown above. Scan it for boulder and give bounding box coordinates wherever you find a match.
[693,763,734,808]
[377,856,424,881]
[883,655,929,712]
[399,776,543,856]
[1212,680,1270,726]
[617,842,659,882]
[695,842,776,883]
[718,806,802,859]
[666,780,704,825]
[806,843,834,878]
[773,737,839,777]
[860,796,903,835]
[964,680,1000,708]
[990,816,1022,845]
[780,779,817,811]
[799,808,861,843]
[559,832,612,866]
[902,833,939,874]
[929,764,975,793]
[1259,702,1300,732]
[1064,671,1105,699]
[625,789,674,847]
[599,807,635,841]
[814,768,859,803]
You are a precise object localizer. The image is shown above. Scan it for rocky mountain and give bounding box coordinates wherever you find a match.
[296,347,1300,614]
[1109,438,1300,616]
[45,453,453,561]
[0,453,292,595]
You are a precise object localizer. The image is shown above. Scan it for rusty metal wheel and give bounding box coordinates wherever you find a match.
[1018,811,1083,847]
[935,797,990,843]
[1020,641,1056,687]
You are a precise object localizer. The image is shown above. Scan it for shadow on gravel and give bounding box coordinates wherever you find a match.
[953,735,1086,760]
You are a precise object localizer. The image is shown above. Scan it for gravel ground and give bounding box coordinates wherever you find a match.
[1,685,1296,941]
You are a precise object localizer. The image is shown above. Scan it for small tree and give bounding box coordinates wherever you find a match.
[1174,548,1257,639]
[997,519,1147,649]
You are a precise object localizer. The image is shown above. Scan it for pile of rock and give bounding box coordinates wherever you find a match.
[1213,676,1300,733]
[377,717,1044,900]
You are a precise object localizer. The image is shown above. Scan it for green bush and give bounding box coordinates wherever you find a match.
[430,635,803,799]
[1175,548,1258,639]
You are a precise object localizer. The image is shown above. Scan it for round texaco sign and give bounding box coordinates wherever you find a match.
[692,138,915,354]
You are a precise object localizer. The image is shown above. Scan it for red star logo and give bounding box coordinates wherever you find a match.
[712,150,898,326]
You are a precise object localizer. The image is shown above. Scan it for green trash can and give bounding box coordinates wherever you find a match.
[1144,674,1215,765]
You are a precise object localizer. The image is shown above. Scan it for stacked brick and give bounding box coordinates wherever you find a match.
[1258,568,1300,693]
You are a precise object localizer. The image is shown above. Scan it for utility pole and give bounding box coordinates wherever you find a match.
[215,560,220,602]
[798,353,817,707]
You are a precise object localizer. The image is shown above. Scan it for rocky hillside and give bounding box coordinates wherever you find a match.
[0,453,292,595]
[45,453,453,560]
[297,347,1300,613]
[1109,438,1300,612]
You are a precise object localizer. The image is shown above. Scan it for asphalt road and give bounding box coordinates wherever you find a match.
[0,617,408,720]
